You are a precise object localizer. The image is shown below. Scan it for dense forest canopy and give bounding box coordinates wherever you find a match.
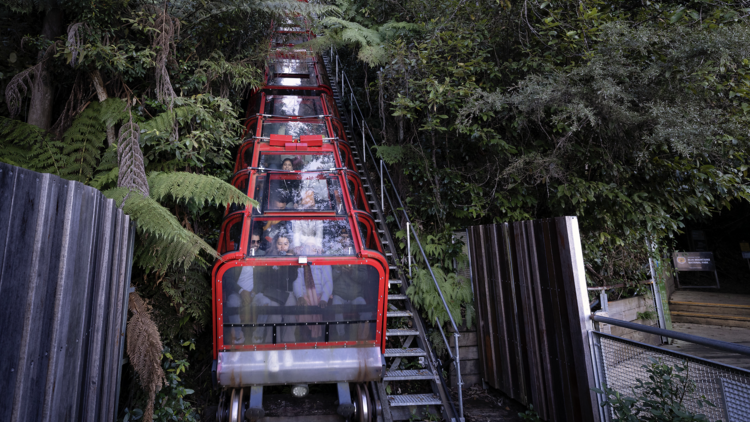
[1,0,750,419]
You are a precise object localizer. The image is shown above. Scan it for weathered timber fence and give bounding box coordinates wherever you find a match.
[0,162,135,422]
[467,217,598,422]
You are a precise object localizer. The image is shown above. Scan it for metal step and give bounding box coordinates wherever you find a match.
[384,347,427,358]
[384,369,437,381]
[388,310,412,318]
[387,394,442,407]
[389,279,402,286]
[386,328,419,337]
[388,294,407,300]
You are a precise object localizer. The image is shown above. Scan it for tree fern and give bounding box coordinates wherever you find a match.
[0,116,68,174]
[104,187,218,272]
[89,144,119,190]
[148,171,257,209]
[320,17,386,65]
[100,98,131,128]
[60,101,107,182]
[189,0,340,24]
[0,116,45,167]
[134,229,210,274]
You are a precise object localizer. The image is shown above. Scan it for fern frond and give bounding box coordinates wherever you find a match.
[190,0,340,24]
[148,171,258,208]
[0,116,45,167]
[60,101,107,182]
[103,187,219,272]
[140,109,180,144]
[100,98,131,127]
[320,17,386,65]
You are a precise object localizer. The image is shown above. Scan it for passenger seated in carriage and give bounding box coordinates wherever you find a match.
[226,229,265,344]
[292,244,332,342]
[250,231,298,344]
[331,264,372,341]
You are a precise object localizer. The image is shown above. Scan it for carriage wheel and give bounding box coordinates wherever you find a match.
[354,383,372,422]
[229,388,244,422]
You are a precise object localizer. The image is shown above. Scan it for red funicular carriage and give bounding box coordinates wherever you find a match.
[211,15,387,422]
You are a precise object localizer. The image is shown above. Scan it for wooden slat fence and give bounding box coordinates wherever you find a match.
[0,162,135,422]
[467,217,598,422]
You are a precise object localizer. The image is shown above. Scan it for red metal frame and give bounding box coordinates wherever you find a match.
[212,19,389,363]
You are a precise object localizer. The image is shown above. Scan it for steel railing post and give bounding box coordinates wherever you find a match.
[455,332,464,420]
[407,222,412,278]
[362,122,366,163]
[380,160,384,212]
[335,54,338,84]
[350,92,354,129]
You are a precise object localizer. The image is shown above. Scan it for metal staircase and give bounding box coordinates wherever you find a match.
[322,49,465,422]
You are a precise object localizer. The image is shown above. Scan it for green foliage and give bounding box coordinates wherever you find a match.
[160,267,212,332]
[149,171,258,209]
[0,116,49,167]
[592,358,718,422]
[60,101,107,182]
[519,405,543,422]
[123,348,200,422]
[104,187,217,273]
[348,0,750,294]
[140,95,243,178]
[400,227,475,330]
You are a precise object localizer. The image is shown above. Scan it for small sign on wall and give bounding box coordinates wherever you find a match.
[673,252,716,271]
[672,251,720,289]
[740,242,750,260]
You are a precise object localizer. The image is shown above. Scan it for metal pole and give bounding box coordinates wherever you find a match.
[362,122,366,163]
[455,332,464,420]
[335,54,338,83]
[341,65,345,100]
[380,160,384,212]
[350,92,354,129]
[407,222,412,278]
[591,314,750,356]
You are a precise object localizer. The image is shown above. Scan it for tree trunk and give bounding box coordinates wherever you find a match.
[27,7,64,131]
[90,70,116,146]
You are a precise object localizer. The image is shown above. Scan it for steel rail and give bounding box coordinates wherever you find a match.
[591,314,750,357]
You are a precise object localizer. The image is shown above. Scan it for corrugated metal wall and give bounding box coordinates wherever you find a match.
[0,162,135,422]
[467,217,597,422]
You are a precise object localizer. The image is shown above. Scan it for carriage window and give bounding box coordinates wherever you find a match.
[323,95,340,119]
[235,141,255,173]
[249,217,355,257]
[273,33,309,47]
[346,174,368,211]
[245,117,258,138]
[218,213,244,255]
[258,152,334,171]
[356,214,382,252]
[261,172,345,214]
[247,93,263,117]
[264,95,325,117]
[221,263,379,346]
[261,120,328,138]
[331,120,346,142]
[268,59,317,87]
[338,143,355,171]
[228,172,251,213]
